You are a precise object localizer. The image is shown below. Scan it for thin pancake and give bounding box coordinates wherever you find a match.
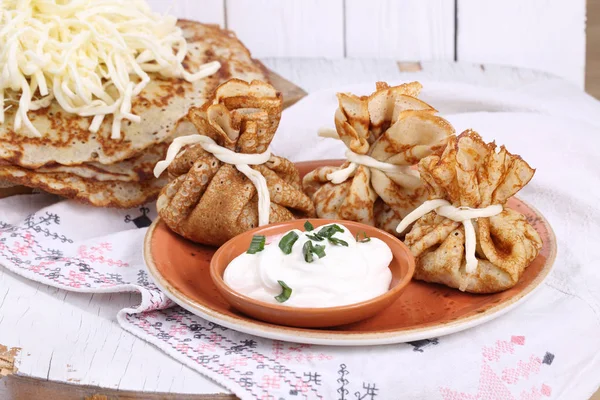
[34,142,168,182]
[0,179,16,188]
[0,165,167,208]
[0,20,269,168]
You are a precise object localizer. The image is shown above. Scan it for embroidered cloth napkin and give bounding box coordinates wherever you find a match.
[1,81,599,399]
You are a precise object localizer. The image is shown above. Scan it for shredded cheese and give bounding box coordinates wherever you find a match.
[0,0,221,138]
[327,149,418,184]
[396,199,503,274]
[317,127,419,184]
[154,134,273,226]
[317,127,340,139]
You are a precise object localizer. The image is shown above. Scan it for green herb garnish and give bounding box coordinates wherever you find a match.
[303,241,315,263]
[328,237,348,247]
[302,240,326,263]
[278,231,299,254]
[317,224,344,239]
[275,280,292,303]
[306,233,324,242]
[304,221,314,231]
[356,231,371,243]
[246,235,266,254]
[311,243,326,258]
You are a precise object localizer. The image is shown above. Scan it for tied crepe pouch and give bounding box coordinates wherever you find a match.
[403,131,543,293]
[303,82,455,235]
[156,79,315,246]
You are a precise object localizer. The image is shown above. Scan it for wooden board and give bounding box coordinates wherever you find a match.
[586,0,600,99]
[0,183,33,199]
[0,375,236,400]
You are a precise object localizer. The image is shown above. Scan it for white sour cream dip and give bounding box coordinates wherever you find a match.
[223,223,393,308]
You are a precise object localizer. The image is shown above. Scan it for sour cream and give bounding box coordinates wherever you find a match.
[223,223,393,308]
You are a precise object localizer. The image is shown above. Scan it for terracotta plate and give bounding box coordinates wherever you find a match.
[144,160,557,346]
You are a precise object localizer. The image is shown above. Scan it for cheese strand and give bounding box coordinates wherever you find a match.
[317,127,418,184]
[154,135,272,227]
[396,199,503,274]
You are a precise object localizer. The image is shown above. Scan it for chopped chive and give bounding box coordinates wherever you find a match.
[302,241,314,263]
[302,240,327,263]
[278,231,299,254]
[304,221,314,231]
[328,237,348,247]
[312,243,326,258]
[246,235,266,254]
[317,224,344,239]
[306,233,324,242]
[356,231,371,243]
[275,280,292,303]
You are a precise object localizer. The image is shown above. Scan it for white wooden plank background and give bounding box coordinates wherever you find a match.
[146,0,225,26]
[226,0,345,58]
[345,0,455,60]
[457,0,587,88]
[145,0,587,87]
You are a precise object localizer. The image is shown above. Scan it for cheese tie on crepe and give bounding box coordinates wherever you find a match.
[317,127,418,185]
[397,199,503,274]
[154,135,273,226]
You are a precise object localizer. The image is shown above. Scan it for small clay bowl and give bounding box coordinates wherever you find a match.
[210,219,415,328]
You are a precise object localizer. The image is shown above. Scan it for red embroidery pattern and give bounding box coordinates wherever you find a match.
[502,355,542,384]
[519,384,553,400]
[541,384,552,397]
[175,343,190,353]
[272,341,333,363]
[483,336,525,362]
[12,241,29,256]
[440,336,553,400]
[78,244,129,267]
[293,378,311,393]
[67,270,86,288]
[228,357,248,367]
[261,375,281,389]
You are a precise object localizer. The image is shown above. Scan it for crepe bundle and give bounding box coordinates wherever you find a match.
[155,79,315,246]
[397,130,543,293]
[303,82,455,235]
[0,20,269,207]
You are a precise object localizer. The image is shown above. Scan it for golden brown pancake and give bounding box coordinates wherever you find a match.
[0,20,269,168]
[302,82,455,236]
[0,164,167,208]
[404,130,542,293]
[0,20,271,208]
[34,142,168,182]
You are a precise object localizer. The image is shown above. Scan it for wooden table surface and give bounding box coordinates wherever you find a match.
[0,59,597,399]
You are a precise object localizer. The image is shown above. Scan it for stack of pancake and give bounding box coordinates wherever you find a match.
[0,20,269,207]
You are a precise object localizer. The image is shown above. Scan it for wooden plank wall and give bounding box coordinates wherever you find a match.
[344,0,455,60]
[146,0,587,88]
[458,0,586,88]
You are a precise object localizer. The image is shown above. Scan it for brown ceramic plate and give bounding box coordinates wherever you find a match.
[210,219,415,328]
[143,160,557,346]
